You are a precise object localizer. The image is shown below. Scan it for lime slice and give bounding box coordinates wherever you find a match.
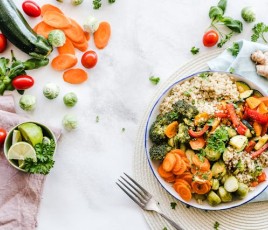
[12,130,22,144]
[7,142,37,162]
[18,123,43,146]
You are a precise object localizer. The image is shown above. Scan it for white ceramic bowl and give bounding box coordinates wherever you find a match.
[144,71,268,210]
[3,121,57,172]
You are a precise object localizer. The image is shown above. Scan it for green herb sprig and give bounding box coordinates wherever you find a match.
[251,22,268,43]
[227,42,240,56]
[190,46,200,55]
[149,76,160,85]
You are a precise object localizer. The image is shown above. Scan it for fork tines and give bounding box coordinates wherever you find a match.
[116,173,151,208]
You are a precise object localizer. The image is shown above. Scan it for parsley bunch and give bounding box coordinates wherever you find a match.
[227,42,240,56]
[251,22,268,43]
[23,139,56,175]
[93,0,116,9]
[206,127,229,154]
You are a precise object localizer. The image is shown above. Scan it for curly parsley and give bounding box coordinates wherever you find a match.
[190,46,200,55]
[149,76,160,85]
[93,0,116,9]
[251,22,268,43]
[227,42,240,56]
[23,139,56,175]
[170,202,177,209]
[214,221,220,230]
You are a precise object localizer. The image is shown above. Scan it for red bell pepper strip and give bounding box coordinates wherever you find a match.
[188,124,209,137]
[251,142,268,158]
[257,172,266,183]
[226,103,240,127]
[236,121,248,135]
[245,107,268,125]
[215,112,229,118]
[261,122,268,136]
[244,140,256,153]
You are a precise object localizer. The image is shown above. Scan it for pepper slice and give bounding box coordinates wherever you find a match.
[214,112,229,118]
[189,124,209,137]
[245,107,268,124]
[236,122,248,135]
[251,142,268,158]
[226,103,240,127]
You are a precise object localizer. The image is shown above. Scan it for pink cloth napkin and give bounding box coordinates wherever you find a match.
[0,95,61,230]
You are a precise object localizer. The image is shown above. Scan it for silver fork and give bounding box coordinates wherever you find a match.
[116,173,184,230]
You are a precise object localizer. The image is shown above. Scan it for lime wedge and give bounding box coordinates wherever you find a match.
[12,130,22,144]
[18,160,25,168]
[7,142,37,162]
[18,123,43,146]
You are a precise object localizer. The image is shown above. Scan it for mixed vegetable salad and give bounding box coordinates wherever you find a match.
[149,74,268,206]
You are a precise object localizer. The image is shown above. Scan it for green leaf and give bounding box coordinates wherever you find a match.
[190,46,199,55]
[149,76,160,85]
[170,202,177,209]
[221,17,243,33]
[217,0,227,13]
[217,32,234,48]
[227,42,240,56]
[251,22,268,43]
[209,6,223,20]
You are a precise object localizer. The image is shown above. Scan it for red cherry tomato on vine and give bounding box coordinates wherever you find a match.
[12,75,34,90]
[22,1,41,17]
[0,128,7,145]
[0,34,7,53]
[81,50,98,69]
[203,30,219,47]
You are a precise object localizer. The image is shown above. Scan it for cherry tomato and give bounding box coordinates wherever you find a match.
[0,34,7,53]
[81,50,98,69]
[22,1,41,17]
[203,30,219,47]
[12,75,34,90]
[0,128,7,145]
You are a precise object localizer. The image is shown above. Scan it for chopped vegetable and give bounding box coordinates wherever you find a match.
[149,76,160,85]
[83,15,100,33]
[48,29,66,47]
[51,54,78,71]
[93,0,102,9]
[241,6,256,23]
[227,42,240,56]
[62,114,78,131]
[63,92,78,107]
[43,11,71,28]
[19,94,36,111]
[63,68,88,84]
[71,0,84,6]
[41,4,63,16]
[57,37,76,55]
[43,83,60,99]
[94,22,111,49]
[190,46,199,55]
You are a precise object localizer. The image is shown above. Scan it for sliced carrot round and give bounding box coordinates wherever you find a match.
[173,183,192,201]
[51,54,78,71]
[191,180,211,195]
[192,154,210,171]
[41,4,63,16]
[43,11,71,29]
[57,37,75,55]
[162,152,177,172]
[173,159,187,175]
[63,68,88,84]
[170,149,186,157]
[164,121,178,138]
[94,22,111,49]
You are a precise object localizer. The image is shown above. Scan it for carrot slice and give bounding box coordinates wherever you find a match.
[170,149,186,157]
[158,164,174,179]
[84,31,90,41]
[164,121,178,138]
[43,11,71,29]
[189,137,206,150]
[72,40,88,52]
[34,21,55,38]
[57,37,76,55]
[192,154,210,171]
[41,4,63,16]
[174,179,190,188]
[162,152,177,172]
[253,121,262,137]
[51,54,78,71]
[64,18,86,43]
[94,21,111,49]
[173,159,187,176]
[63,68,88,84]
[172,154,182,173]
[173,183,192,201]
[191,181,211,195]
[177,172,193,185]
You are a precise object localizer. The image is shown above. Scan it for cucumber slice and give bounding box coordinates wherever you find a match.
[254,134,268,150]
[229,135,248,152]
[239,90,253,99]
[236,81,251,93]
[224,176,239,192]
[253,89,264,98]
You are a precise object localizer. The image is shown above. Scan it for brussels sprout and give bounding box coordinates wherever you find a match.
[48,30,66,47]
[241,6,256,23]
[218,186,232,202]
[205,146,221,161]
[194,194,206,204]
[83,15,100,33]
[62,114,78,131]
[43,83,60,99]
[19,95,36,111]
[71,0,83,5]
[211,161,226,179]
[207,191,221,206]
[224,176,239,192]
[211,178,220,190]
[63,92,78,107]
[235,182,249,199]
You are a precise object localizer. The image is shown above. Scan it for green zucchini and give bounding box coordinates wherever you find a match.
[253,89,264,98]
[235,81,251,93]
[239,89,253,99]
[0,0,52,59]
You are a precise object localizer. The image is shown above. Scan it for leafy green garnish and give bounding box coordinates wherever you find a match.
[191,46,200,55]
[23,139,56,175]
[149,76,160,85]
[214,221,220,230]
[251,22,268,43]
[207,127,229,153]
[108,0,116,3]
[229,67,235,73]
[170,202,177,209]
[199,72,210,79]
[217,32,233,48]
[93,0,102,9]
[227,42,240,56]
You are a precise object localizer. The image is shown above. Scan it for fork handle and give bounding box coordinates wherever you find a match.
[159,213,184,230]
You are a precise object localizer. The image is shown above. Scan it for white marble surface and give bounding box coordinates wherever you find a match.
[5,0,268,229]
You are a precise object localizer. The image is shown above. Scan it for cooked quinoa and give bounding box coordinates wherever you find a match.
[159,72,240,115]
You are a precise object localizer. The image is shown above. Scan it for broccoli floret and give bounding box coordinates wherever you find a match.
[149,143,172,160]
[174,123,190,144]
[149,121,167,143]
[149,110,179,143]
[172,100,199,119]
